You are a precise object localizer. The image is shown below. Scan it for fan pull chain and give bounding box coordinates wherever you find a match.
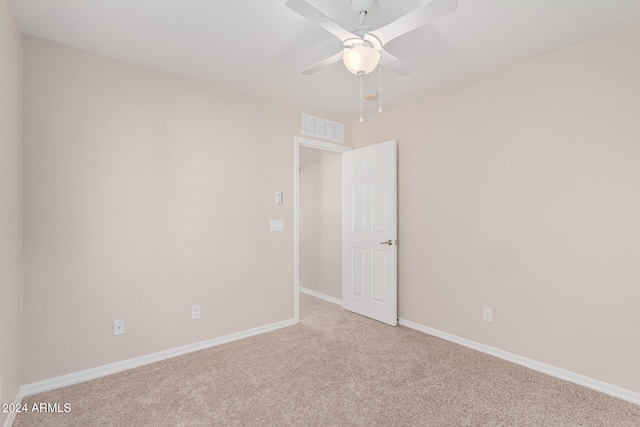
[378,65,383,114]
[359,72,364,123]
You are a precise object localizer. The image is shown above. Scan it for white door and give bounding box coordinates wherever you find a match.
[342,140,397,326]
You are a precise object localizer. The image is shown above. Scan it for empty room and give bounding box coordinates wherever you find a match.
[1,0,640,426]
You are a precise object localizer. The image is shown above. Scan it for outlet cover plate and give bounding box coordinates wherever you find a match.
[483,307,493,322]
[270,220,284,232]
[191,305,201,320]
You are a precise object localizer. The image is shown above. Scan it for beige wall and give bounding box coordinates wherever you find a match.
[299,147,342,299]
[0,0,23,422]
[353,24,640,393]
[22,36,351,384]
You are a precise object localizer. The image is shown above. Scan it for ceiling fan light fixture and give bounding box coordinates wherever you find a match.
[343,42,380,75]
[343,37,364,47]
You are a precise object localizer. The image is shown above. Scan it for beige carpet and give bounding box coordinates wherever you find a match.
[15,310,640,426]
[299,292,341,321]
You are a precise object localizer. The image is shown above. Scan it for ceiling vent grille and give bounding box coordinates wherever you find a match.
[302,114,344,143]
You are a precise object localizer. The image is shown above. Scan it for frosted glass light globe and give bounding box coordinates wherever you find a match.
[343,44,380,75]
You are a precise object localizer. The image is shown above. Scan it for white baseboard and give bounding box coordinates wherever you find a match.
[20,318,296,398]
[3,389,24,427]
[299,287,342,306]
[398,318,640,406]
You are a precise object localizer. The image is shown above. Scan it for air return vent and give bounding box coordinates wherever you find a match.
[302,114,345,143]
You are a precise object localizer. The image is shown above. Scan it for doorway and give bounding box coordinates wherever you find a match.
[293,137,350,323]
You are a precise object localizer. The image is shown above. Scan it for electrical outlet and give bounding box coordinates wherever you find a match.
[191,305,201,320]
[114,319,125,335]
[270,220,284,232]
[483,307,493,322]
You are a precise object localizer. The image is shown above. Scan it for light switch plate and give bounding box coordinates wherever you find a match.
[270,220,284,232]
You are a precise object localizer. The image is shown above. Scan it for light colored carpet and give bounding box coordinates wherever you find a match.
[15,310,640,426]
[299,292,341,321]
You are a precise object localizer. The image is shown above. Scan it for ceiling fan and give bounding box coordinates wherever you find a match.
[286,0,459,77]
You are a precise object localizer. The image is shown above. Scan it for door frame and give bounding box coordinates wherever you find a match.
[293,137,351,323]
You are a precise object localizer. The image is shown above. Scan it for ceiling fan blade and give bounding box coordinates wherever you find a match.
[300,50,344,75]
[285,0,357,42]
[370,0,458,45]
[380,49,415,77]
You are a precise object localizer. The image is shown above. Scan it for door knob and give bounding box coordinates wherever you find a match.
[380,240,393,245]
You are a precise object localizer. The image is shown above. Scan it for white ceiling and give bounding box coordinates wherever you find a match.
[12,0,640,122]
